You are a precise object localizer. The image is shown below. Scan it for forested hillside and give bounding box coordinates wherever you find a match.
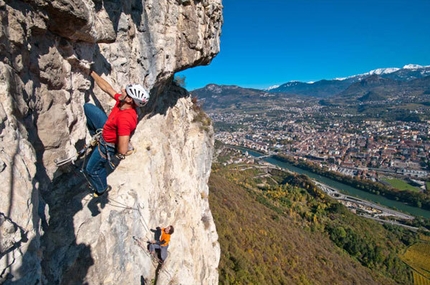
[208,146,427,284]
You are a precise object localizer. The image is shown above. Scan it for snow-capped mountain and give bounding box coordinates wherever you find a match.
[365,67,400,76]
[403,64,427,69]
[266,84,280,91]
[190,64,430,109]
[336,64,429,80]
[269,64,430,97]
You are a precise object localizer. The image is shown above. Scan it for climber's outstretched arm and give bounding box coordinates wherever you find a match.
[117,135,130,156]
[90,71,117,99]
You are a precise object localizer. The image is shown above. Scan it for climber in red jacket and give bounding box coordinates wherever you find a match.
[84,70,150,197]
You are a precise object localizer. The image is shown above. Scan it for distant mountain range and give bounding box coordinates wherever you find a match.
[268,64,430,97]
[191,65,430,104]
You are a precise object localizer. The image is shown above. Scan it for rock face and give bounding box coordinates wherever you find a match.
[0,0,222,284]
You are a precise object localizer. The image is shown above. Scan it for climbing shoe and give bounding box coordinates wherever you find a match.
[92,185,112,197]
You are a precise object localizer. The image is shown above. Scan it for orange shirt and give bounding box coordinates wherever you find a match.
[160,228,171,246]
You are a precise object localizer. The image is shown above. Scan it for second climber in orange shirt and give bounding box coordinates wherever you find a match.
[148,225,174,263]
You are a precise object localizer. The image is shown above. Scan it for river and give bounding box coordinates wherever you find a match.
[240,148,430,219]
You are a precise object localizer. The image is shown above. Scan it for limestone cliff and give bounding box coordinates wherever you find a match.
[0,0,222,284]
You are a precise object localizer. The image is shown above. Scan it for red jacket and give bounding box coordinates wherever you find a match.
[102,93,137,144]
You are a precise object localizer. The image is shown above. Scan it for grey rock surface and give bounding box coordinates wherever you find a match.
[0,0,222,284]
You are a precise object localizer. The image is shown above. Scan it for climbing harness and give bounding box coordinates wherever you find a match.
[94,133,117,170]
[55,128,136,170]
[95,133,135,170]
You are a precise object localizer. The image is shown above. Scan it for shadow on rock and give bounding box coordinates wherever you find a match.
[87,192,109,217]
[39,167,95,284]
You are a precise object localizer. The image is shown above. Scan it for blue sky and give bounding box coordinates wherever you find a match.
[177,0,430,90]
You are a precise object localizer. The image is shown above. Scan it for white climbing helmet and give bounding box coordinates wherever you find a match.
[125,84,150,107]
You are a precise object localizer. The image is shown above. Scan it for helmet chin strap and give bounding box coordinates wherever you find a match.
[121,96,138,110]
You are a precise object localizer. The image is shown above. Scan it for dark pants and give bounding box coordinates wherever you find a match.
[83,103,115,193]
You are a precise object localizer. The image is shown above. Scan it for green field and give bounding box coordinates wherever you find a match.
[382,177,421,192]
